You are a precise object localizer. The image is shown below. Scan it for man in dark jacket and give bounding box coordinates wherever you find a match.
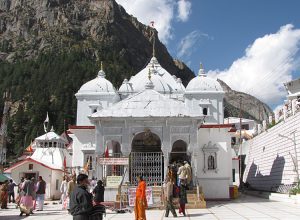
[70,174,93,220]
[92,180,105,204]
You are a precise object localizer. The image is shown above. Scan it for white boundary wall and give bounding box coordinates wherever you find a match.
[243,112,300,192]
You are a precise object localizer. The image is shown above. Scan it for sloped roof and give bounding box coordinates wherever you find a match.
[91,89,199,118]
[4,158,63,173]
[35,131,66,142]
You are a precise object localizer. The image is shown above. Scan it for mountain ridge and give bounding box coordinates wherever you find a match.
[0,0,272,160]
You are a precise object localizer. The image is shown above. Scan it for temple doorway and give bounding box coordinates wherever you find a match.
[130,129,164,185]
[169,140,190,164]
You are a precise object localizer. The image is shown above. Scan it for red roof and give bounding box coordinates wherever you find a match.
[69,125,95,130]
[228,127,237,132]
[4,158,64,173]
[199,124,234,129]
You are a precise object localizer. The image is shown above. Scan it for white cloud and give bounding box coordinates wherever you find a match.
[177,0,192,22]
[208,24,300,106]
[116,0,192,44]
[116,0,175,43]
[177,30,209,58]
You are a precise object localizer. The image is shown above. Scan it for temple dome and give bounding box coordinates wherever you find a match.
[76,69,118,96]
[119,78,134,93]
[125,57,185,94]
[185,65,223,94]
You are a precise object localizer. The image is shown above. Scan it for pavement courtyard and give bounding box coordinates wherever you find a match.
[1,195,300,220]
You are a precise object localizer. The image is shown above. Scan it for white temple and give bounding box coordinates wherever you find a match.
[5,129,72,200]
[70,56,234,199]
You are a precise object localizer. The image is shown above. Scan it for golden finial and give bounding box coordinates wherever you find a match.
[100,61,103,70]
[148,68,151,80]
[200,62,203,69]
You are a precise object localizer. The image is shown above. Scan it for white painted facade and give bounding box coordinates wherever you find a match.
[71,57,233,199]
[5,158,64,200]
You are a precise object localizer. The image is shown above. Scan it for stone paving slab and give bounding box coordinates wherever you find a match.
[1,195,300,220]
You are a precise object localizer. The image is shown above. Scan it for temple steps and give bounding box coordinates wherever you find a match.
[115,186,206,209]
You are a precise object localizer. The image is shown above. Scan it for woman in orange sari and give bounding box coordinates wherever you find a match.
[134,176,147,220]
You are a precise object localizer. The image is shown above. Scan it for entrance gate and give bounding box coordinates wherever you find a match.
[130,152,164,186]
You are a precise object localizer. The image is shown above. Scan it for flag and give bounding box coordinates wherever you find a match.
[44,112,49,133]
[104,146,109,158]
[150,21,155,27]
[26,144,33,153]
[84,157,90,173]
[63,156,67,170]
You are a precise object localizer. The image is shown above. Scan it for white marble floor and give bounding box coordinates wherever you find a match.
[1,195,300,220]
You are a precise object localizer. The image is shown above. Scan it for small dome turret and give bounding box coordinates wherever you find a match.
[76,65,118,96]
[185,64,223,94]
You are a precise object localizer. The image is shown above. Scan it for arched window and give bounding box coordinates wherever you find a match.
[202,141,219,173]
[208,155,215,170]
[203,107,208,115]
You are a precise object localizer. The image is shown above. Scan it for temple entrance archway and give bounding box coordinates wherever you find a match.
[169,140,190,164]
[130,129,164,185]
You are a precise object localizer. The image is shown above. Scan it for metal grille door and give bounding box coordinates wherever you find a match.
[130,152,164,186]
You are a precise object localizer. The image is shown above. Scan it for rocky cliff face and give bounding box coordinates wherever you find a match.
[218,79,273,121]
[0,0,194,84]
[0,0,272,159]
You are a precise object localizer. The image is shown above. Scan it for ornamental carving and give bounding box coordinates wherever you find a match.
[171,126,190,134]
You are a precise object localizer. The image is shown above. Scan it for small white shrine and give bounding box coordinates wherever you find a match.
[5,129,72,200]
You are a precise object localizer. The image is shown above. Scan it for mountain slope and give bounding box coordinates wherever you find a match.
[0,0,196,158]
[0,0,272,160]
[218,79,273,121]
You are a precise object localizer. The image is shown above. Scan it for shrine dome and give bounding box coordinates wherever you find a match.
[76,69,118,96]
[124,57,185,94]
[185,65,224,94]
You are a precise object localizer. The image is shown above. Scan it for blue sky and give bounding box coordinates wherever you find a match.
[170,0,300,72]
[116,0,300,109]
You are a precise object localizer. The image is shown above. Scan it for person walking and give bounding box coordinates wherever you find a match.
[164,178,177,218]
[90,177,97,193]
[16,177,25,208]
[70,174,93,220]
[184,161,192,186]
[36,176,46,211]
[177,162,187,186]
[8,179,16,203]
[134,175,147,220]
[178,181,188,216]
[67,175,77,212]
[0,180,9,209]
[19,176,35,216]
[60,176,68,209]
[93,180,105,205]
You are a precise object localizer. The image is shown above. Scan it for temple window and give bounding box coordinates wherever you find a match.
[208,155,216,170]
[202,141,219,173]
[203,107,208,115]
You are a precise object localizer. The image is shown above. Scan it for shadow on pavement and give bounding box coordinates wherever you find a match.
[188,213,210,217]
